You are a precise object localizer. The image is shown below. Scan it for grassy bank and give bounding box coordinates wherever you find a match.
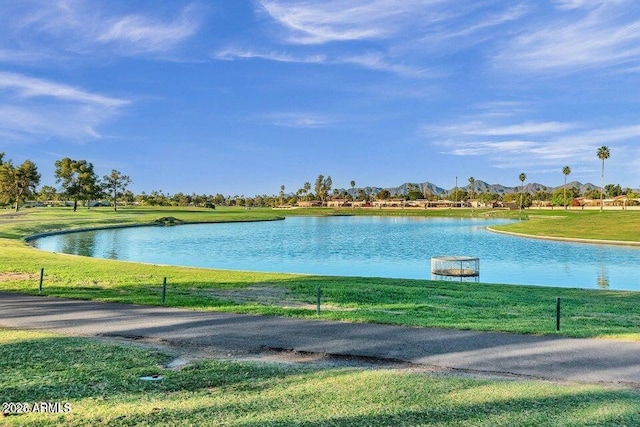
[1,328,638,427]
[490,209,640,243]
[1,207,639,339]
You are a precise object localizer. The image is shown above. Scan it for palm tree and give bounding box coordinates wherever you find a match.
[597,146,610,212]
[468,177,475,201]
[519,172,527,212]
[303,182,311,208]
[350,180,356,208]
[562,166,571,209]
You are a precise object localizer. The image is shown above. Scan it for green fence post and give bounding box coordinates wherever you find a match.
[316,286,321,315]
[39,268,44,293]
[162,277,167,305]
[556,297,561,332]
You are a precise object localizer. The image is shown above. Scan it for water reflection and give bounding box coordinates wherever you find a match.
[597,264,610,289]
[61,232,98,257]
[107,233,119,260]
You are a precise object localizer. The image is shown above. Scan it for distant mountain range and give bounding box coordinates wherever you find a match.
[339,180,604,197]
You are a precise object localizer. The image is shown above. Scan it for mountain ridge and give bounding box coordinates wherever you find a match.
[339,180,604,197]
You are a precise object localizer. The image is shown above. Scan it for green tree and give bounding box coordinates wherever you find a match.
[314,175,324,204]
[37,185,59,202]
[518,172,527,212]
[604,183,622,198]
[584,188,601,200]
[314,175,332,205]
[279,185,285,206]
[350,180,356,205]
[449,188,467,203]
[406,183,422,201]
[102,170,131,211]
[14,160,41,211]
[478,191,499,205]
[55,158,99,211]
[0,158,41,211]
[597,146,610,211]
[552,187,579,207]
[468,177,475,200]
[303,181,311,208]
[562,166,571,209]
[376,189,391,200]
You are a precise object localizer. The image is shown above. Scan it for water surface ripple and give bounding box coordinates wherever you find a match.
[31,216,640,290]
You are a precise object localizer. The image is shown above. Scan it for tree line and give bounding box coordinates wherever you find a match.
[0,153,131,212]
[1,147,636,211]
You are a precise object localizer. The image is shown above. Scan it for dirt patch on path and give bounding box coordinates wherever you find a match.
[96,334,595,386]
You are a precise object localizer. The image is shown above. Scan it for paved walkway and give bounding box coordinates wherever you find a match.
[1,292,639,386]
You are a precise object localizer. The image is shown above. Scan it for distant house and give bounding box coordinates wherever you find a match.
[297,200,322,208]
[327,198,350,208]
[372,198,407,208]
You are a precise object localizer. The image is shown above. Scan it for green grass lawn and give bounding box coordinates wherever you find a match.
[1,328,638,427]
[1,206,639,339]
[490,209,640,242]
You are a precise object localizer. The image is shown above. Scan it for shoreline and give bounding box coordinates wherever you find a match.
[486,226,640,247]
[23,216,286,243]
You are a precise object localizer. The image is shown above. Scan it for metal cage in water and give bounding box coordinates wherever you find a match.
[431,256,479,282]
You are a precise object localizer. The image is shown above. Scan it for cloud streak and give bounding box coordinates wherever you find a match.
[0,72,129,140]
[258,0,451,45]
[1,1,203,61]
[263,112,332,128]
[0,72,129,108]
[97,4,202,54]
[214,46,433,78]
[495,1,640,73]
[428,112,640,173]
[214,47,326,64]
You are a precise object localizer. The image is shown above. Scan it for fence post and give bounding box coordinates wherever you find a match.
[556,297,561,331]
[162,277,167,305]
[316,286,321,315]
[39,268,44,293]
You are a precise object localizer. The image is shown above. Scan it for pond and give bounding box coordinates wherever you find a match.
[30,216,640,290]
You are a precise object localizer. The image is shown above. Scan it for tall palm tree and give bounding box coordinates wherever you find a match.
[350,180,356,208]
[519,172,527,212]
[597,146,610,212]
[562,166,571,209]
[303,181,311,209]
[468,177,475,201]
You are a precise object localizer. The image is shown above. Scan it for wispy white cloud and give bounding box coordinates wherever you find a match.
[0,48,53,64]
[258,0,451,45]
[495,1,640,73]
[429,114,640,173]
[263,112,332,128]
[417,4,529,52]
[552,0,608,11]
[1,1,203,61]
[0,72,129,108]
[338,52,434,78]
[214,46,434,78]
[430,121,574,137]
[0,72,129,140]
[97,4,202,54]
[213,47,326,64]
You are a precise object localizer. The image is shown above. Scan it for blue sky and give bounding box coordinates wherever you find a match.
[1,0,640,195]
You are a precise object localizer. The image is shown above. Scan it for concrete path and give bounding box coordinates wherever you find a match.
[1,292,639,386]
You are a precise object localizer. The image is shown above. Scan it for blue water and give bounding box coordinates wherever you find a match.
[31,216,640,290]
